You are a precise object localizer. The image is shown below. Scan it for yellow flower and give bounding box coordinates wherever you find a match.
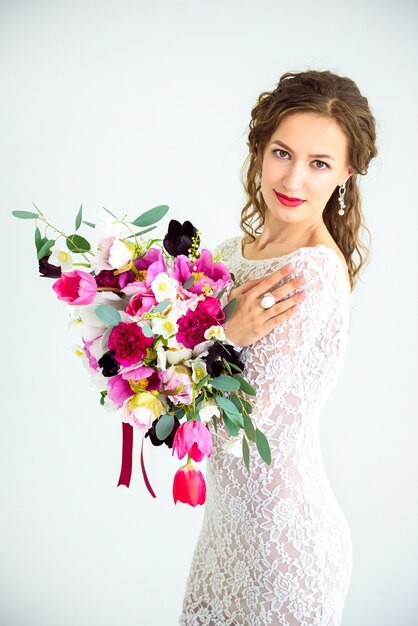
[128,391,165,418]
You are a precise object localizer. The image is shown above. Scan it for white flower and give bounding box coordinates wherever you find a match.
[222,434,244,458]
[156,341,167,370]
[198,400,220,423]
[204,324,226,342]
[152,312,179,339]
[190,359,208,384]
[108,239,133,269]
[151,272,179,303]
[95,211,123,238]
[48,241,73,271]
[166,346,193,365]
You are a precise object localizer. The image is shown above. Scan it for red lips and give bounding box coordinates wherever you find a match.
[275,192,306,207]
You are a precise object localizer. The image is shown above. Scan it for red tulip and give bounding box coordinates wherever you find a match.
[172,462,206,506]
[172,419,212,462]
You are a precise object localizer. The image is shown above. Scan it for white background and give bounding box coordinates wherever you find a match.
[1,1,417,625]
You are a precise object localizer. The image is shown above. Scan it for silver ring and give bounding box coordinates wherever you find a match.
[259,291,276,309]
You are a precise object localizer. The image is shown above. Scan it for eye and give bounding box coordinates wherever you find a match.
[313,160,329,170]
[273,149,289,159]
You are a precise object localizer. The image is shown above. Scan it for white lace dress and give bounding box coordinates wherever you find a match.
[178,235,354,626]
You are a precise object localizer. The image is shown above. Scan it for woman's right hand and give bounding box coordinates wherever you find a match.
[224,262,307,349]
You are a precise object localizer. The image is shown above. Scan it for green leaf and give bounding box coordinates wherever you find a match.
[75,204,83,231]
[131,204,169,227]
[211,415,218,433]
[215,395,240,414]
[155,413,175,440]
[242,436,250,472]
[243,413,256,442]
[216,287,227,300]
[102,206,118,219]
[234,374,256,396]
[34,226,42,251]
[226,410,244,428]
[12,210,38,219]
[151,299,170,313]
[223,414,239,436]
[195,374,211,392]
[222,358,232,375]
[255,428,271,465]
[95,305,121,327]
[125,225,157,239]
[37,239,55,260]
[100,390,108,406]
[83,220,96,229]
[140,324,154,338]
[183,275,195,290]
[66,234,91,252]
[210,374,240,392]
[222,297,238,322]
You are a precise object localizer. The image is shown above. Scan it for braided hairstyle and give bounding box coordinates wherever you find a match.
[240,69,378,290]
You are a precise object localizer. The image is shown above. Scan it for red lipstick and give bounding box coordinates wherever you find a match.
[275,191,306,207]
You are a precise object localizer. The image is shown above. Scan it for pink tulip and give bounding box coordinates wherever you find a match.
[172,419,212,462]
[52,270,97,305]
[172,463,206,506]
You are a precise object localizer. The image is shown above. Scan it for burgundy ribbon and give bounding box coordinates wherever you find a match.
[117,422,133,487]
[117,422,157,498]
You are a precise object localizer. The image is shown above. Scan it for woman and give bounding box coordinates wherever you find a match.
[179,69,377,626]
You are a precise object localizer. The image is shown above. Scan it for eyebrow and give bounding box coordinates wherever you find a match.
[271,140,336,162]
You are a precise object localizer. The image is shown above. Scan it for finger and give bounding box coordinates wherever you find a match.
[251,262,299,299]
[271,274,307,303]
[232,276,265,297]
[262,297,303,333]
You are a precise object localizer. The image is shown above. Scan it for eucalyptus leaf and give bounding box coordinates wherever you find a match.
[210,374,240,392]
[95,305,121,327]
[243,413,256,442]
[217,287,227,300]
[183,275,195,290]
[234,374,256,396]
[215,395,240,415]
[34,226,42,251]
[75,204,83,231]
[131,204,169,227]
[125,225,157,239]
[37,239,55,260]
[222,298,238,322]
[83,220,96,229]
[140,324,154,338]
[222,358,232,375]
[224,410,244,428]
[196,374,211,392]
[255,428,272,465]
[242,436,250,472]
[66,234,91,252]
[102,206,118,219]
[212,415,218,433]
[223,414,239,437]
[151,299,170,313]
[155,413,175,440]
[12,210,38,219]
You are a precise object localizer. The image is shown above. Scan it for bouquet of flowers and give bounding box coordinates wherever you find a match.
[12,203,271,506]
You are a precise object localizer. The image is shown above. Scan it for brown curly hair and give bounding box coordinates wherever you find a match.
[239,69,378,291]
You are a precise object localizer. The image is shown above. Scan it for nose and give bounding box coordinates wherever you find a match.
[281,162,305,193]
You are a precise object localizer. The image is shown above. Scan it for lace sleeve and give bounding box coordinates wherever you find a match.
[245,249,351,423]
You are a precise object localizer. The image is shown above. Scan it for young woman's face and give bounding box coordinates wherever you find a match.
[260,111,353,224]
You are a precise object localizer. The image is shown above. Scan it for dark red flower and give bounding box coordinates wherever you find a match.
[176,297,225,349]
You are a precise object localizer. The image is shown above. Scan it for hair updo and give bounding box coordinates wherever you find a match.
[240,69,378,290]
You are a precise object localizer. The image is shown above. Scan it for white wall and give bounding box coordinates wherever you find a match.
[1,1,417,624]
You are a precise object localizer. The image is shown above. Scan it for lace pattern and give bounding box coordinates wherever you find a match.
[178,236,354,626]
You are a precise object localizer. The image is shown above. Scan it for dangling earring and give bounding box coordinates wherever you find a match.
[338,181,347,216]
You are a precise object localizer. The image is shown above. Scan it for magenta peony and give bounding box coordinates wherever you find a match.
[52,270,97,305]
[108,322,154,367]
[172,463,206,506]
[176,296,225,349]
[172,419,213,462]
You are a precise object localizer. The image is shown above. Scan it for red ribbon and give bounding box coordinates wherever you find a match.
[117,422,157,498]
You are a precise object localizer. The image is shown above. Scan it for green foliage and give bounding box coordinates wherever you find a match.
[131,204,169,227]
[222,297,238,322]
[233,374,256,395]
[83,221,96,229]
[242,436,250,472]
[95,305,121,327]
[66,234,91,252]
[12,210,38,219]
[255,428,271,465]
[151,300,171,313]
[210,374,240,392]
[223,414,239,436]
[75,204,83,231]
[141,324,154,338]
[37,239,55,260]
[155,413,175,440]
[183,275,195,289]
[243,413,256,442]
